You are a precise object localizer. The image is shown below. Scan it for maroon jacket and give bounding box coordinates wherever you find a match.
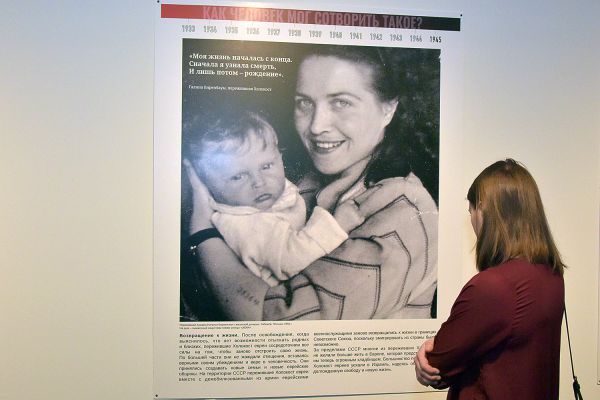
[428,259,564,399]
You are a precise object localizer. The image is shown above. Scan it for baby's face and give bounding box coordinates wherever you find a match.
[200,143,286,211]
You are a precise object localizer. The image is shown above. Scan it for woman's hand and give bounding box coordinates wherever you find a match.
[414,338,444,388]
[333,200,365,233]
[348,174,437,225]
[183,159,213,233]
[360,175,437,218]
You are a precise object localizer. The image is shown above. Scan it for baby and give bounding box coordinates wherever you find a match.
[184,110,363,286]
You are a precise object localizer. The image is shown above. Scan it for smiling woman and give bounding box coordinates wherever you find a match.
[182,44,440,321]
[293,55,397,178]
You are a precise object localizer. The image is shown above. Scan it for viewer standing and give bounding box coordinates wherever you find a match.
[414,159,564,399]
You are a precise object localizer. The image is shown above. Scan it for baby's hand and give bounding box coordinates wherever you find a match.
[333,199,365,233]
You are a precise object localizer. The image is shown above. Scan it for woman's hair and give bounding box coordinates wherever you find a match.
[467,159,564,274]
[183,109,278,174]
[294,45,440,203]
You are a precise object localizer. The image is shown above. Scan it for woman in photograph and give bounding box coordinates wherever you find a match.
[414,159,565,399]
[184,45,439,320]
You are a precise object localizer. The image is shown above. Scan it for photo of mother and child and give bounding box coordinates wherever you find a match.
[179,43,440,321]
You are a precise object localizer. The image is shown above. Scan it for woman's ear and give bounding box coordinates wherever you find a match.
[381,98,399,127]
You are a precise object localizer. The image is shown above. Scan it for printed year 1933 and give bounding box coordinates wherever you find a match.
[181,24,195,33]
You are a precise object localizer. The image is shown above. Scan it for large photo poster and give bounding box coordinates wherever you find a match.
[154,2,464,398]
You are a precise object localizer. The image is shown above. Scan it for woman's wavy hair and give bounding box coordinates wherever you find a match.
[467,159,564,274]
[293,45,440,203]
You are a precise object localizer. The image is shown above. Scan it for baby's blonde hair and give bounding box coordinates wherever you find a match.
[184,110,279,175]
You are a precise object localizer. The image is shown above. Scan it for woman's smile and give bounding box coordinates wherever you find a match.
[312,139,346,152]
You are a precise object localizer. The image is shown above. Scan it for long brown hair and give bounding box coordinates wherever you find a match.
[467,159,564,274]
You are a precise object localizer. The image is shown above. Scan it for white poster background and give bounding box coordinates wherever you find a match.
[154,1,464,398]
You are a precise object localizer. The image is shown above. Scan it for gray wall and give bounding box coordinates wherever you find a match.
[2,1,598,398]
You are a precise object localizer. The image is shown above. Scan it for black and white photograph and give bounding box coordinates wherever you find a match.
[153,4,464,397]
[179,40,441,322]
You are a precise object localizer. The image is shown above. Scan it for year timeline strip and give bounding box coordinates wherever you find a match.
[167,3,459,47]
[180,21,446,46]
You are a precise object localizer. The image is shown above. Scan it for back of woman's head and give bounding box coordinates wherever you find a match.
[467,159,564,274]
